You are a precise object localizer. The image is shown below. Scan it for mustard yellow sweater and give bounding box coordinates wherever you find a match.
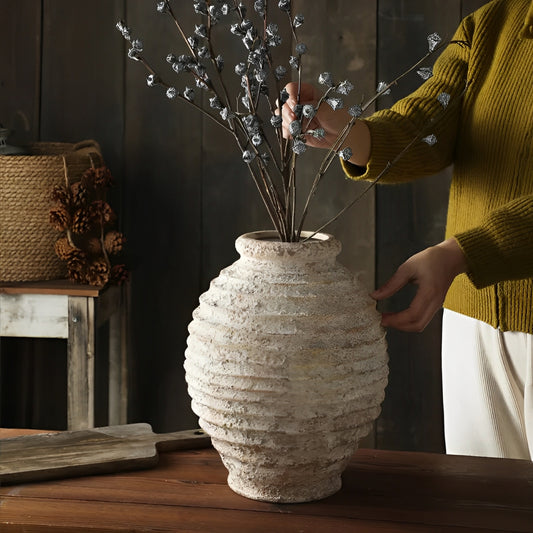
[343,0,533,333]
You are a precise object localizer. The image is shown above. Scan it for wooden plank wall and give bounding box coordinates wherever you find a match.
[0,1,487,452]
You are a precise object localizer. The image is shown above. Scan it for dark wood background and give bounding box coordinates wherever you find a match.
[0,0,487,453]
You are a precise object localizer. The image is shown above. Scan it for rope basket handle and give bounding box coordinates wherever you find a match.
[73,139,100,151]
[69,139,103,168]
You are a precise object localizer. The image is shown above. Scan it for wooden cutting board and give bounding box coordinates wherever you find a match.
[0,423,211,485]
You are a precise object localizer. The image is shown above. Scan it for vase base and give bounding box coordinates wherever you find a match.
[227,472,342,503]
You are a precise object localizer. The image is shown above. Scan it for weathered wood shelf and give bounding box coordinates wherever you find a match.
[0,280,129,429]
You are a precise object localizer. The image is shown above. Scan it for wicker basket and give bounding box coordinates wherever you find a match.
[0,140,103,282]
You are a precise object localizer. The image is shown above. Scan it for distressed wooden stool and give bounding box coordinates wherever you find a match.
[0,280,128,430]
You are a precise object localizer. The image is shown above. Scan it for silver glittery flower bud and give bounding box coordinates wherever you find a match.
[184,87,195,101]
[221,4,230,16]
[295,43,307,55]
[156,1,169,14]
[209,96,222,109]
[146,74,159,87]
[116,20,132,40]
[196,78,209,91]
[278,0,291,12]
[293,104,303,119]
[293,14,304,27]
[220,108,235,121]
[302,104,316,119]
[242,150,256,163]
[289,120,302,136]
[427,32,442,52]
[339,147,353,161]
[208,4,222,21]
[261,152,270,164]
[336,80,354,95]
[348,104,362,118]
[256,69,268,82]
[327,97,343,110]
[243,115,260,133]
[311,128,325,139]
[437,92,450,108]
[230,23,243,36]
[270,115,282,128]
[166,87,177,99]
[268,35,282,47]
[235,62,247,76]
[289,56,299,69]
[279,88,289,105]
[166,53,176,64]
[241,95,251,110]
[193,1,208,15]
[252,133,263,146]
[275,65,287,80]
[416,67,433,80]
[241,19,253,31]
[376,81,391,95]
[254,0,266,15]
[128,48,141,61]
[292,139,307,154]
[422,134,437,146]
[318,72,333,87]
[131,39,143,51]
[266,23,279,36]
[197,47,209,59]
[188,36,198,50]
[195,24,207,38]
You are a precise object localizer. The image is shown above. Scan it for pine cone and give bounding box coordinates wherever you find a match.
[72,208,95,234]
[50,185,70,206]
[80,167,96,190]
[66,249,88,283]
[94,166,113,189]
[86,258,110,286]
[89,200,115,226]
[104,230,125,255]
[70,181,89,207]
[54,237,75,260]
[110,264,129,285]
[49,206,71,231]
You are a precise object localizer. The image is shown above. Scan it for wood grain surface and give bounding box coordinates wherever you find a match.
[1,435,532,532]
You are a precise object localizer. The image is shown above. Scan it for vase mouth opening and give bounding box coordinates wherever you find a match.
[239,230,333,244]
[235,230,341,260]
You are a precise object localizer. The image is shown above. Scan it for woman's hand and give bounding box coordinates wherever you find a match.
[279,82,349,148]
[278,82,371,165]
[371,238,468,332]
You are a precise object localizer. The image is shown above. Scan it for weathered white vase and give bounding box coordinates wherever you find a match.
[184,231,388,503]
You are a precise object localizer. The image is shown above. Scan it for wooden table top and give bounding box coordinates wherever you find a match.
[1,428,532,532]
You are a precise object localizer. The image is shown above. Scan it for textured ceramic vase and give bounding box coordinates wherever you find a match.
[184,231,388,503]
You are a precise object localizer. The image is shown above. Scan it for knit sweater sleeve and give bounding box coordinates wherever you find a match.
[455,194,533,289]
[341,17,473,183]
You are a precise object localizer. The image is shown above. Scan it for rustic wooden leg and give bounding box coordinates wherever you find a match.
[67,296,95,430]
[108,284,128,425]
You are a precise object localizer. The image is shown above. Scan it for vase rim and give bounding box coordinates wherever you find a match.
[235,230,341,260]
[238,230,334,243]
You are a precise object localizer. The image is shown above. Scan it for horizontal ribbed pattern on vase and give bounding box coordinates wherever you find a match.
[184,231,388,503]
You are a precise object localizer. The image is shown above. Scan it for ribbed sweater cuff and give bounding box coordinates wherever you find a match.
[455,227,504,289]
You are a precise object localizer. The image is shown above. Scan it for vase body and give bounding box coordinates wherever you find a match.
[184,231,388,503]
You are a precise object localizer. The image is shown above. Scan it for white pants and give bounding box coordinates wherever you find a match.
[442,309,533,459]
